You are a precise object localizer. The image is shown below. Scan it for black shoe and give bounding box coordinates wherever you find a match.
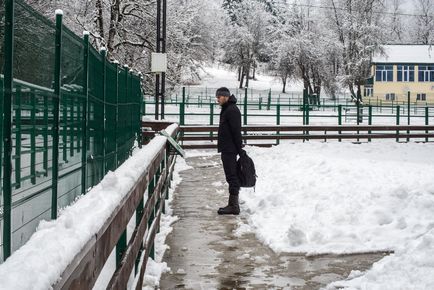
[217,194,240,215]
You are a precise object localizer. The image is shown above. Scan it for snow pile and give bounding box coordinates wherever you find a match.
[325,228,434,289]
[240,141,434,288]
[0,124,178,290]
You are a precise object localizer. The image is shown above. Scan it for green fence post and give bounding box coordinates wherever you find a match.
[425,107,429,142]
[51,10,63,220]
[302,88,307,125]
[2,0,14,260]
[368,105,372,142]
[267,89,271,110]
[116,230,127,267]
[396,105,400,142]
[31,89,36,184]
[259,97,262,110]
[276,104,280,145]
[43,95,48,176]
[180,87,185,125]
[81,32,89,194]
[15,86,22,188]
[148,175,155,259]
[407,91,410,142]
[101,48,107,174]
[338,105,342,142]
[244,87,248,125]
[210,103,214,139]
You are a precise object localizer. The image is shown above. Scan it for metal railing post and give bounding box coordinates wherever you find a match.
[425,107,429,142]
[101,48,107,174]
[267,89,271,110]
[180,87,185,125]
[276,104,280,145]
[15,86,22,188]
[244,87,248,125]
[396,105,400,142]
[51,10,63,220]
[2,0,14,260]
[407,91,410,142]
[368,105,372,142]
[338,105,342,142]
[81,32,89,194]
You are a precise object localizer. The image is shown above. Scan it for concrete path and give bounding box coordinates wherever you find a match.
[160,154,387,290]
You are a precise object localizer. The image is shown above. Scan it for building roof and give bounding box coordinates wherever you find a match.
[372,45,434,64]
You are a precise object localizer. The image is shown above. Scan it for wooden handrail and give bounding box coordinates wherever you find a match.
[53,125,178,290]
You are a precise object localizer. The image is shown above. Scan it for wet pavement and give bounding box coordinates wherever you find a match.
[160,154,388,290]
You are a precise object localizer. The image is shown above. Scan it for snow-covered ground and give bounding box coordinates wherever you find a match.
[235,141,434,289]
[193,64,303,92]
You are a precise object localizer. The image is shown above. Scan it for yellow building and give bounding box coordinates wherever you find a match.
[364,45,434,104]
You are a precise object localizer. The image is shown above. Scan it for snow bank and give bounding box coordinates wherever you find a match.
[240,141,434,288]
[0,124,178,290]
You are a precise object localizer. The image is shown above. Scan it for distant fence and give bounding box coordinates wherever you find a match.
[144,87,434,126]
[177,125,434,149]
[1,0,142,262]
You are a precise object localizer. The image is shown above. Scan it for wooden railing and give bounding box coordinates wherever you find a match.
[53,124,179,290]
[178,125,434,149]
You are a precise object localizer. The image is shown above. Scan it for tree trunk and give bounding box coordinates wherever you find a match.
[107,0,120,55]
[281,74,287,93]
[239,67,245,88]
[238,66,242,81]
[95,0,105,47]
[245,65,250,88]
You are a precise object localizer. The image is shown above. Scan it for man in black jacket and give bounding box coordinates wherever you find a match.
[216,87,243,215]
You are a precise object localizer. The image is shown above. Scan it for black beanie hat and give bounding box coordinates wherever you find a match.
[215,87,231,97]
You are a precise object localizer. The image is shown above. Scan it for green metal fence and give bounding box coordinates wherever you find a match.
[145,87,434,126]
[1,0,142,262]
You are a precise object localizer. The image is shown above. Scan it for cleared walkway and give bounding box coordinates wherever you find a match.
[160,154,386,289]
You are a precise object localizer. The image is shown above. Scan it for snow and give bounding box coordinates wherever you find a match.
[373,45,434,64]
[238,141,434,289]
[193,64,303,92]
[0,124,178,290]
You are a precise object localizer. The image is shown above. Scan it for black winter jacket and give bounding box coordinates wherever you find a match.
[218,95,242,154]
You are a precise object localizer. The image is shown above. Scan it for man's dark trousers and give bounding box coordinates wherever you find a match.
[221,152,240,195]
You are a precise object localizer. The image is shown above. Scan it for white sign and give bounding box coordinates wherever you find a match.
[151,53,167,73]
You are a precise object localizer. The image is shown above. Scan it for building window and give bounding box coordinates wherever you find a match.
[364,87,373,97]
[397,65,414,82]
[417,93,426,101]
[385,93,396,101]
[418,66,434,82]
[375,65,393,82]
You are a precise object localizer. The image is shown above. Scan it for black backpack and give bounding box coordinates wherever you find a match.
[237,151,257,188]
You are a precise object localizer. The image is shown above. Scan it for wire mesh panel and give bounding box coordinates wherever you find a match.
[0,1,4,261]
[1,0,143,262]
[58,25,85,209]
[4,0,57,261]
[87,47,104,188]
[105,61,118,172]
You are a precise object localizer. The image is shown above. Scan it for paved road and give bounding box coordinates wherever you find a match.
[160,154,387,290]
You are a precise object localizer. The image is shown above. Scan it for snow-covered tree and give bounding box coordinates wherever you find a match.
[411,0,434,44]
[324,0,386,102]
[222,0,272,88]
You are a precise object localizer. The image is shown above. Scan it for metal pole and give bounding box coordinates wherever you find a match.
[51,10,63,220]
[407,91,410,142]
[2,0,14,260]
[81,32,89,195]
[100,48,107,175]
[244,87,248,125]
[155,0,161,120]
[160,0,166,119]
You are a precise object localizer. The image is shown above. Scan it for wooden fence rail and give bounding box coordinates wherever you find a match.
[53,124,178,290]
